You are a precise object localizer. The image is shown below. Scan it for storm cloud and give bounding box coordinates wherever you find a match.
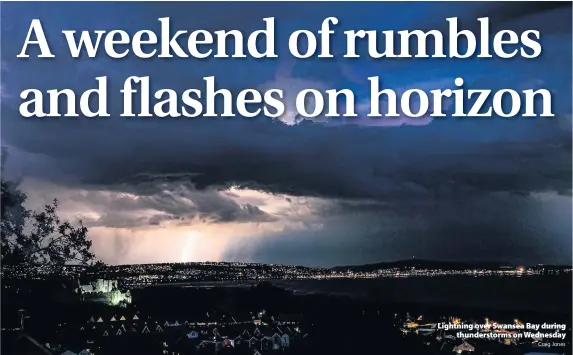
[1,2,571,266]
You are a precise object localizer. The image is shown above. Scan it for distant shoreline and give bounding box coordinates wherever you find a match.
[125,273,571,288]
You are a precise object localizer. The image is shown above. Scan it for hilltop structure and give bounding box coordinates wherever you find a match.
[75,279,131,307]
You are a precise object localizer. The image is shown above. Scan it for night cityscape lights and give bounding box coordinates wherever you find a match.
[2,262,569,286]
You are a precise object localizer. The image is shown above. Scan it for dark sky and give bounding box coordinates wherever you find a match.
[1,2,571,267]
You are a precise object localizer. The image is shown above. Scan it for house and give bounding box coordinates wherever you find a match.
[453,341,475,353]
[197,341,216,351]
[270,333,282,350]
[260,337,271,350]
[187,330,199,339]
[281,333,290,347]
[61,347,89,355]
[248,337,260,348]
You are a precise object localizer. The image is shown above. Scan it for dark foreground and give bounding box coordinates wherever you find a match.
[2,275,572,355]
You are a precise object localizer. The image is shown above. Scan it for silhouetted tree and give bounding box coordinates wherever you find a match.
[1,149,97,272]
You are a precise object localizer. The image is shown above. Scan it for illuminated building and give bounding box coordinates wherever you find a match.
[75,279,131,306]
[453,341,475,353]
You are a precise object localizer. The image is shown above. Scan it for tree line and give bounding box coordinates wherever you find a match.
[1,148,100,275]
